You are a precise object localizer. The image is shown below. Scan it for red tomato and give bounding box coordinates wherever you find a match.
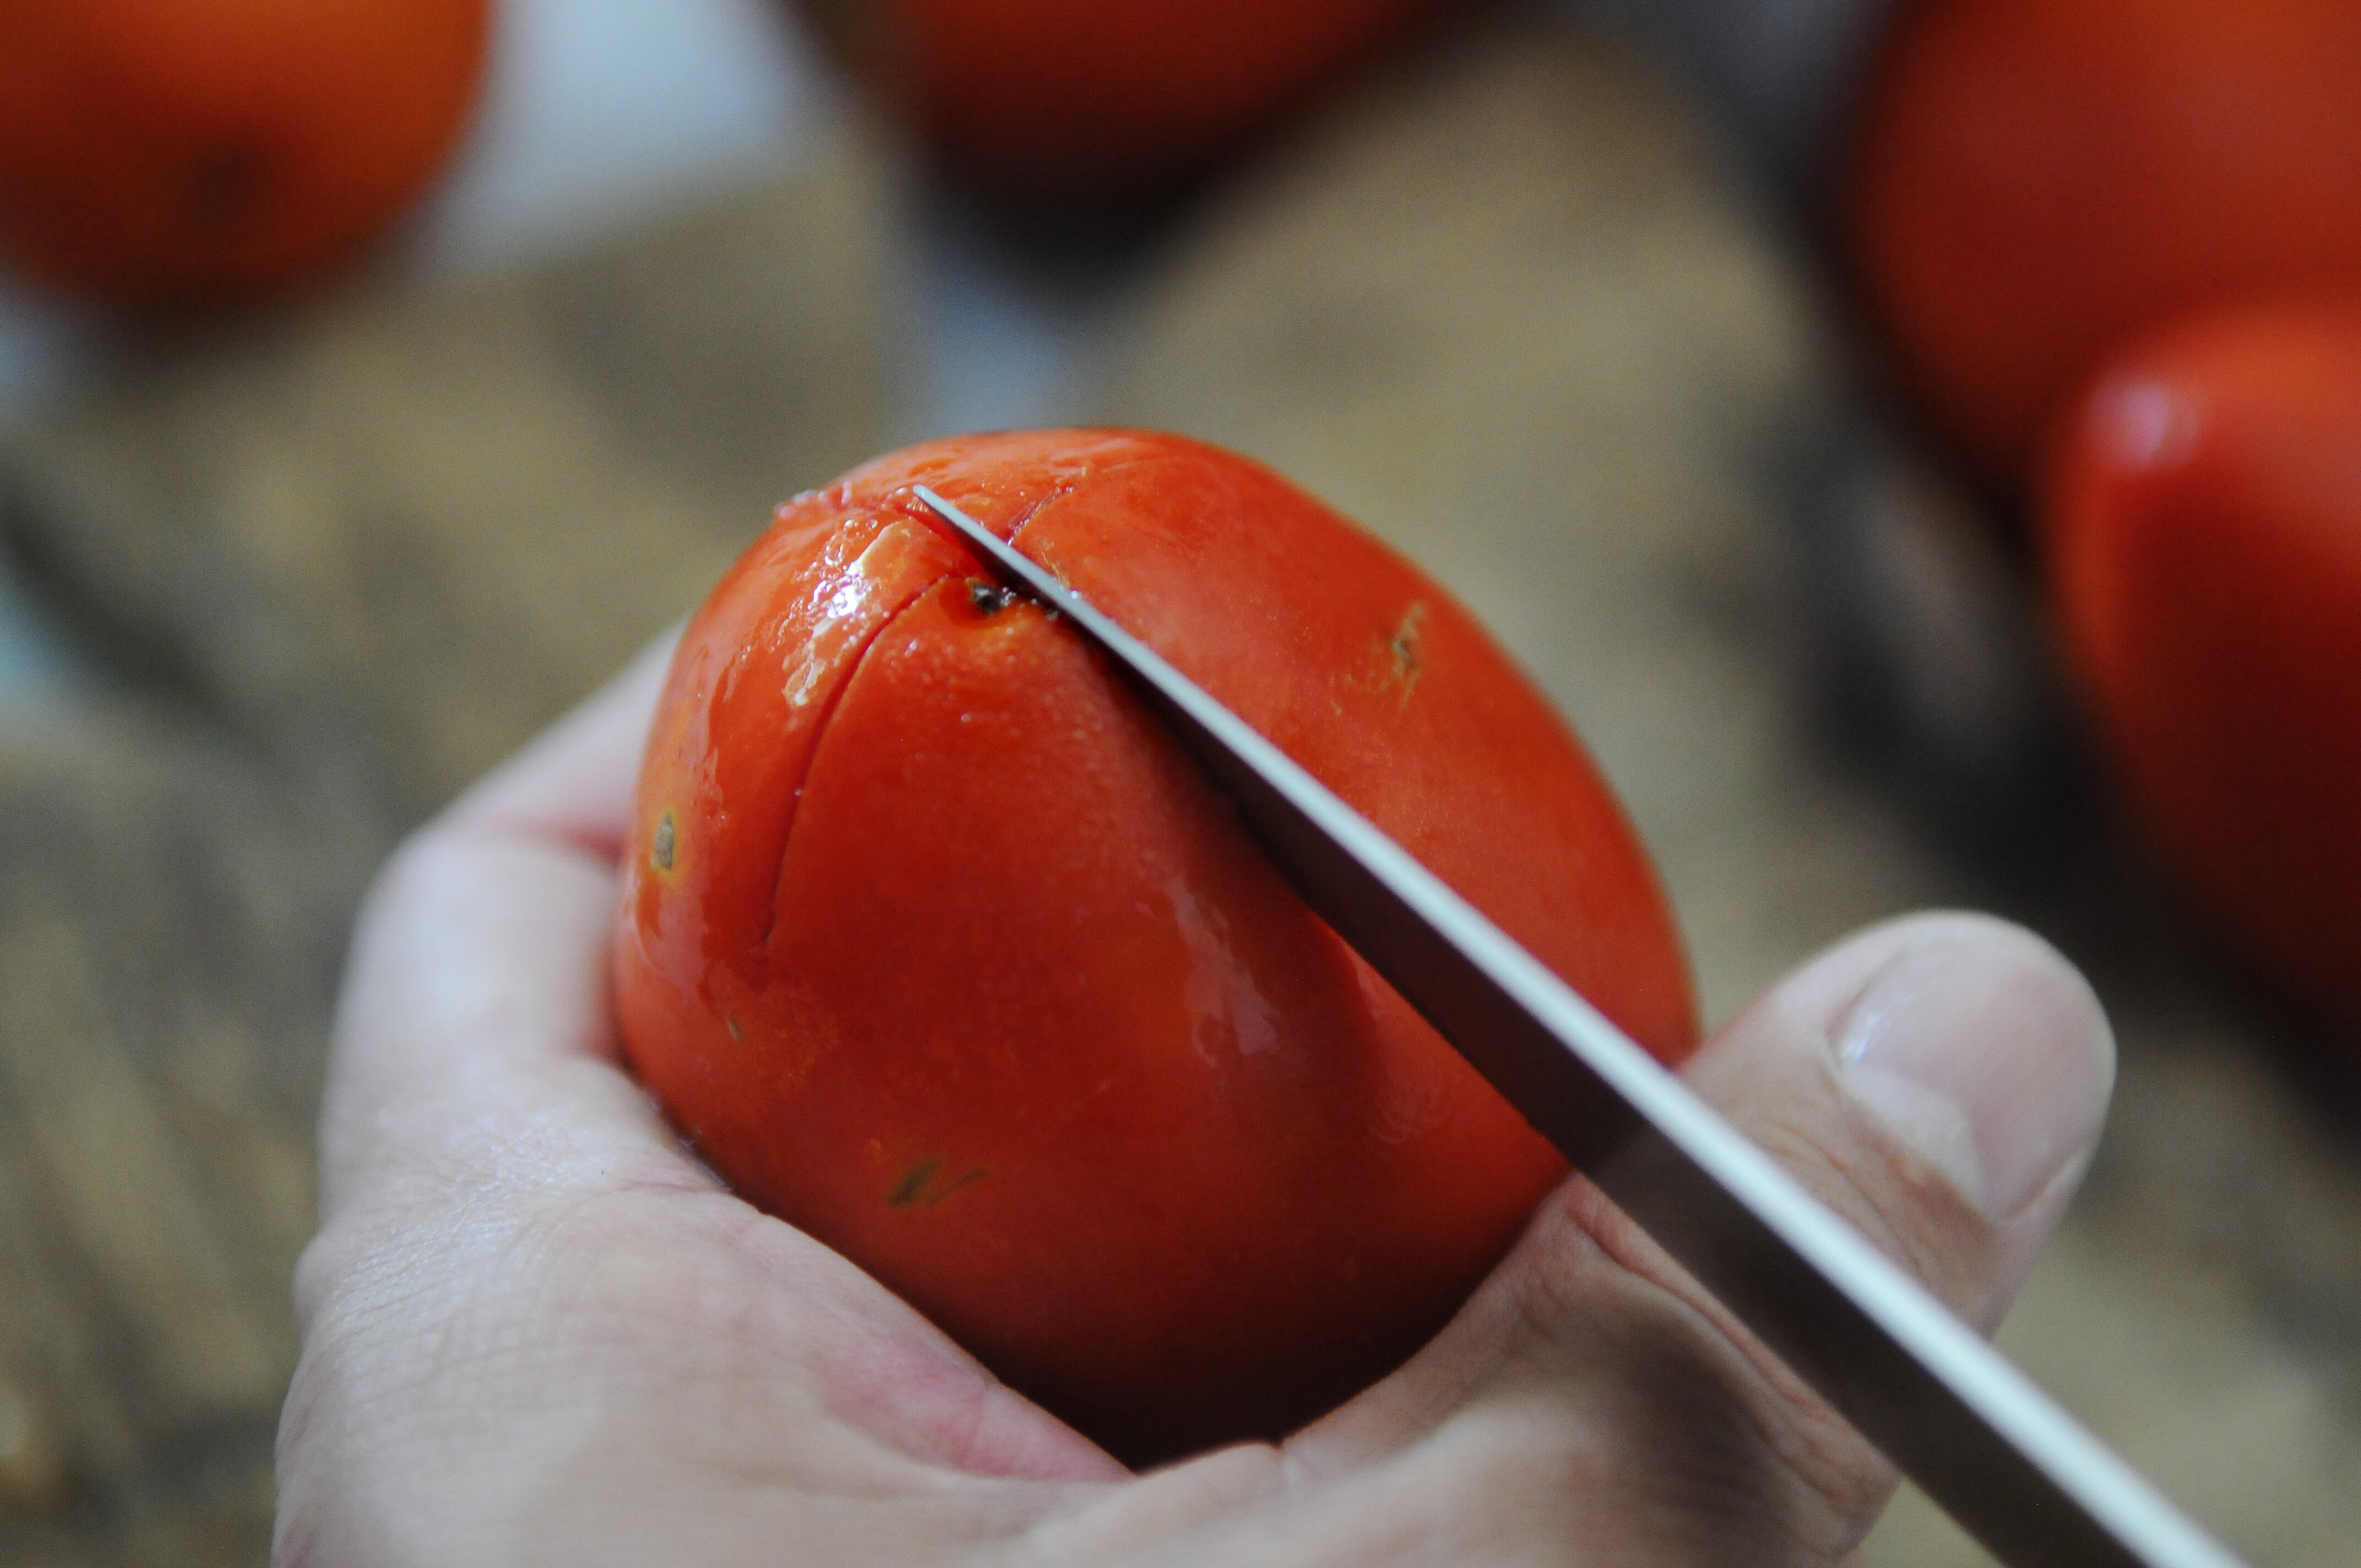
[795,0,1447,204]
[2049,299,2361,1027]
[1846,0,2361,488]
[0,0,489,307]
[612,430,1696,1463]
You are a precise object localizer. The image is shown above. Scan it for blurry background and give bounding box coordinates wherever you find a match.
[2,1,2358,1562]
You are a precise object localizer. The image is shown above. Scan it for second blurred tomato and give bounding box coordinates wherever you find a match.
[1847,0,2361,490]
[2049,298,2361,1030]
[797,0,1449,205]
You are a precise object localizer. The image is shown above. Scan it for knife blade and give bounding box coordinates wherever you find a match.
[911,483,2243,1568]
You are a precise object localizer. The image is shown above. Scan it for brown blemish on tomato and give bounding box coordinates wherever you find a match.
[967,578,1019,616]
[888,1158,987,1208]
[888,1158,941,1207]
[1379,602,1428,704]
[651,811,677,873]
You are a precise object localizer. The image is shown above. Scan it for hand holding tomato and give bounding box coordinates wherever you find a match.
[276,550,2114,1561]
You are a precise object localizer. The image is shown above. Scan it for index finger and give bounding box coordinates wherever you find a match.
[441,629,681,856]
[317,634,693,1222]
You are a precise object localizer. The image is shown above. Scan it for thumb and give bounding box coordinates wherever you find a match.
[1651,910,2117,1542]
[1594,911,2114,1544]
[1671,911,2115,1338]
[1303,912,2114,1563]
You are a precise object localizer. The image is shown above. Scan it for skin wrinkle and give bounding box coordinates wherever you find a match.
[1394,1417,1611,1559]
[1107,1416,1619,1568]
[281,1259,476,1561]
[308,1211,559,1435]
[1740,1090,1978,1310]
[1688,970,2009,1320]
[650,1184,1105,1489]
[804,1282,1017,1477]
[293,1089,779,1555]
[1499,1185,1859,1561]
[1003,1433,1277,1552]
[1019,1168,1856,1567]
[497,1346,1077,1568]
[297,1196,989,1565]
[1216,1477,1454,1568]
[1509,1158,1898,1552]
[736,1197,1105,1484]
[1282,1223,1530,1468]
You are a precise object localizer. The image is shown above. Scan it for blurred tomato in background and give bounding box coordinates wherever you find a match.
[0,0,492,307]
[1845,0,2361,491]
[794,0,1452,205]
[2049,298,2361,1029]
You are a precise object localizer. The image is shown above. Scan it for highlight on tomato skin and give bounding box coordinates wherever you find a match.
[1845,0,2361,491]
[2047,299,2361,1031]
[611,429,1697,1466]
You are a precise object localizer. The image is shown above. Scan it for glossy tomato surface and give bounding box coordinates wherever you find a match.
[796,0,1446,204]
[0,0,489,306]
[613,431,1696,1463]
[1847,0,2361,487]
[2050,301,2361,1028]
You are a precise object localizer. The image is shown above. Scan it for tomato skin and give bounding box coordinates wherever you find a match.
[2049,301,2361,1027]
[1846,0,2361,488]
[0,0,489,306]
[796,0,1446,204]
[613,431,1696,1463]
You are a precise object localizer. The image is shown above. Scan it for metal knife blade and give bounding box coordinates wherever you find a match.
[911,483,2244,1568]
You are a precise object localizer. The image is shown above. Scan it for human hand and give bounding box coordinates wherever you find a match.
[275,642,2113,1566]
